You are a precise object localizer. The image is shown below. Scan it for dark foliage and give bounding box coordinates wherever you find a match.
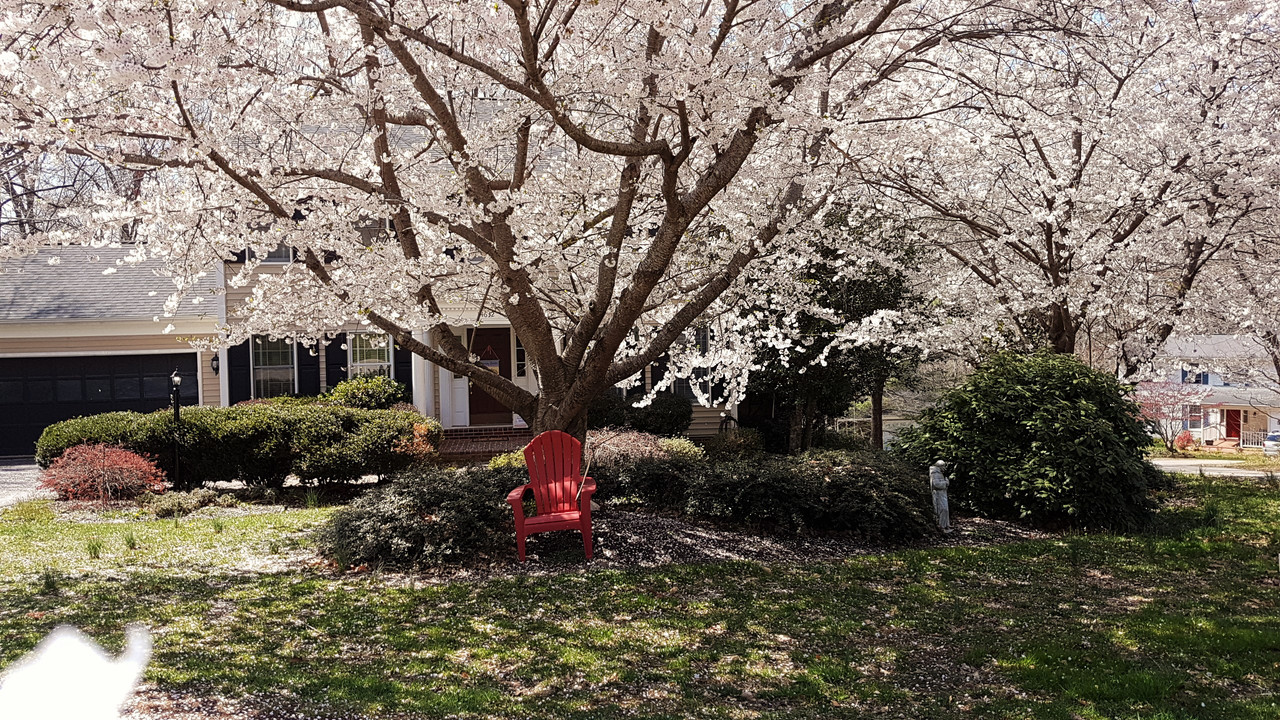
[895,351,1157,531]
[587,392,629,430]
[314,465,518,568]
[701,428,766,462]
[36,406,441,488]
[623,392,694,436]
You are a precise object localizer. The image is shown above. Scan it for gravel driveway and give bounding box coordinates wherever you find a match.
[0,458,46,508]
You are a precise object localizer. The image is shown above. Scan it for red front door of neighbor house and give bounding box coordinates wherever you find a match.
[1225,409,1242,439]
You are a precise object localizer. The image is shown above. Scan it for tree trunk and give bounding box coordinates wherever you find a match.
[787,402,806,455]
[870,384,884,450]
[1047,303,1078,354]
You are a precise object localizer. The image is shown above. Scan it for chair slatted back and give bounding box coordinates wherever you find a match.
[522,430,582,515]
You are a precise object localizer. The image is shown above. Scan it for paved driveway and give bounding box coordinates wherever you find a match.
[1150,457,1274,478]
[0,458,45,508]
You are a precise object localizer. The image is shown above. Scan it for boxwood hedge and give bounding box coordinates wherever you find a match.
[36,405,442,488]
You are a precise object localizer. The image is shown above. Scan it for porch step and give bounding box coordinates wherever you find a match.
[438,427,534,463]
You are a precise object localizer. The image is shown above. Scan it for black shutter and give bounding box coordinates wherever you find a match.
[228,340,251,404]
[393,342,413,397]
[324,333,347,389]
[649,354,669,394]
[296,344,321,396]
[231,249,248,263]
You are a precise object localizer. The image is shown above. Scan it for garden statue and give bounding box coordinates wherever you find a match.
[930,461,952,532]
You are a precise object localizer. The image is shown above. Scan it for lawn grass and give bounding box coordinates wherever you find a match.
[1,479,1278,719]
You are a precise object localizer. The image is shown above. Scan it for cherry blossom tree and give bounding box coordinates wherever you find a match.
[0,0,1059,434]
[846,1,1280,374]
[1133,381,1209,451]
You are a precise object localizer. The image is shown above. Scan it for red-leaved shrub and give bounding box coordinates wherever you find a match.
[1174,430,1196,451]
[39,444,167,502]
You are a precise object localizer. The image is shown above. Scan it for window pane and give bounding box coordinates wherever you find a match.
[86,377,111,401]
[114,377,140,400]
[56,379,83,402]
[142,376,170,399]
[350,333,389,364]
[254,367,295,399]
[253,337,294,367]
[263,243,293,262]
[252,335,295,398]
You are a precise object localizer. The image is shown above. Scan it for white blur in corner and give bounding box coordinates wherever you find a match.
[0,624,151,720]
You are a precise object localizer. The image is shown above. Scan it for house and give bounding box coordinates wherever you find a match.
[0,246,222,456]
[1152,334,1280,449]
[0,244,733,456]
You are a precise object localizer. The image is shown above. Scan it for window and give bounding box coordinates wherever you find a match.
[252,336,295,398]
[1185,404,1203,430]
[670,327,710,400]
[349,332,392,377]
[253,243,294,263]
[515,337,527,378]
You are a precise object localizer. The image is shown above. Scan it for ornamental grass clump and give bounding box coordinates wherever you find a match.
[38,444,166,503]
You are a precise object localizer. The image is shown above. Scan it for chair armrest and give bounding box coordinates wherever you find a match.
[579,477,597,502]
[506,485,529,505]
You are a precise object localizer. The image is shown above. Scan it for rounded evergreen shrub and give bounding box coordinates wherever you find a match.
[36,412,154,468]
[683,458,815,531]
[39,444,166,502]
[314,465,516,568]
[624,391,694,436]
[701,427,765,461]
[895,351,1157,531]
[587,391,628,429]
[327,374,409,410]
[800,449,935,542]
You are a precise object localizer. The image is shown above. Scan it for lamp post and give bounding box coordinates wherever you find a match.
[170,370,182,489]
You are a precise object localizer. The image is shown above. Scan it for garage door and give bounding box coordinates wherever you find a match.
[0,353,198,457]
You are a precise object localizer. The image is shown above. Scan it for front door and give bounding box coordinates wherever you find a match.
[467,328,513,426]
[1225,409,1242,439]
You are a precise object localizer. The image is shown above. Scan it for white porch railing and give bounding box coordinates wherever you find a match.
[1241,430,1267,448]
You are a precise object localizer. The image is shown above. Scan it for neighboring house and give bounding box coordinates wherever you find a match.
[1152,334,1280,448]
[0,246,221,456]
[0,244,732,456]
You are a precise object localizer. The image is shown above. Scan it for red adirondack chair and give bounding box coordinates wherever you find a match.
[507,430,597,562]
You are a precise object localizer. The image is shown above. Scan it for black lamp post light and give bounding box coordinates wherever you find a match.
[170,370,182,488]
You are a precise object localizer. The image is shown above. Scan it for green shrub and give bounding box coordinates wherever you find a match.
[624,392,694,436]
[36,405,434,488]
[327,374,409,410]
[658,437,704,463]
[151,488,219,518]
[702,427,765,461]
[799,449,934,542]
[684,458,815,531]
[488,450,527,470]
[36,412,153,468]
[895,351,1156,531]
[587,392,628,429]
[314,465,517,568]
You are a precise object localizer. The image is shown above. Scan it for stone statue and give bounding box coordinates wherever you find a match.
[930,460,952,532]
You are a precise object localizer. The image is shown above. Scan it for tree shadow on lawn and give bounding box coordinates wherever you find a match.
[0,479,1275,719]
[0,534,1276,719]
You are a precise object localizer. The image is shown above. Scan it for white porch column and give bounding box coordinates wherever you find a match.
[411,330,434,418]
